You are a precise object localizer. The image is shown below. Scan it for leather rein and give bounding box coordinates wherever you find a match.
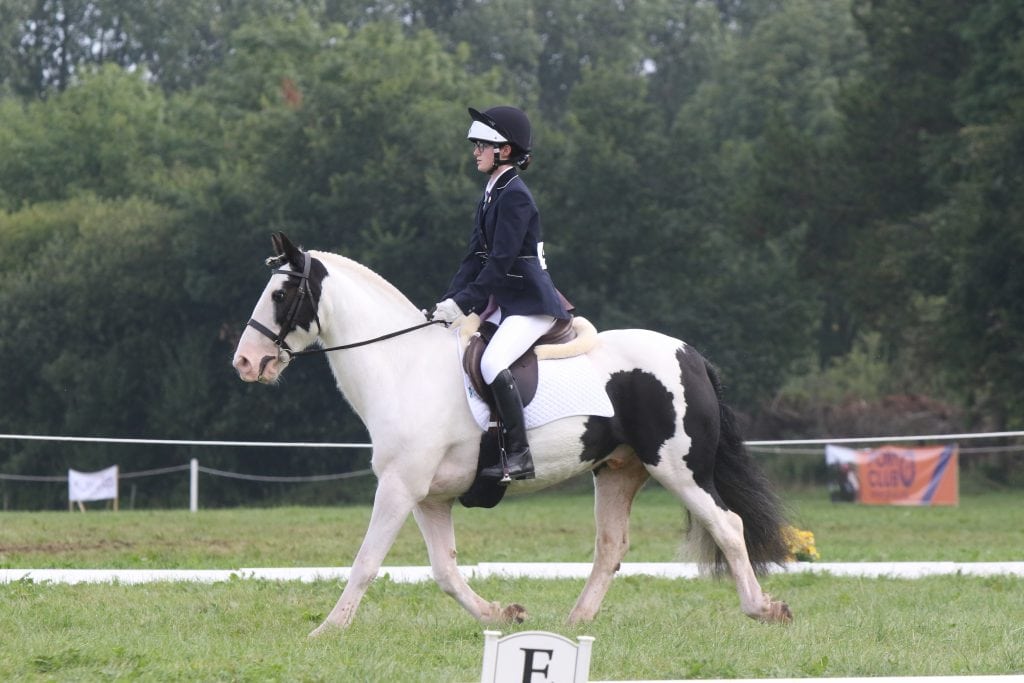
[246,252,446,367]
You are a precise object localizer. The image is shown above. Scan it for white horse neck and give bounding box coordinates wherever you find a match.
[309,250,452,426]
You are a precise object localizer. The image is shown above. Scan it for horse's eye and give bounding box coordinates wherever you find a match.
[272,290,286,303]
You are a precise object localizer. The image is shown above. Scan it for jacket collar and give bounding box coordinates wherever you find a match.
[485,167,518,196]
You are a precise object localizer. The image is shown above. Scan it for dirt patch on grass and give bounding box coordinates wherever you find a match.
[0,539,136,554]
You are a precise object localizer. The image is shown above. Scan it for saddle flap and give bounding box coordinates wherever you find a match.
[461,315,596,413]
[463,322,539,409]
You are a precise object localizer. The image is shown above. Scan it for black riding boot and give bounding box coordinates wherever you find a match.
[479,369,535,482]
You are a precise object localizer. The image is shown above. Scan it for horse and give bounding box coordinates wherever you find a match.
[232,232,793,638]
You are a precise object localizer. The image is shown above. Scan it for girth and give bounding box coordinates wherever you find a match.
[462,316,577,410]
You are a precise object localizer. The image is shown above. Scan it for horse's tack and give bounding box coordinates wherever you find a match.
[461,316,592,410]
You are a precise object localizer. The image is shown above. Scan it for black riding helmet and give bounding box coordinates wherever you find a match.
[467,106,532,170]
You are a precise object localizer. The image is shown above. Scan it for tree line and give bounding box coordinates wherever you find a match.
[1,0,1021,507]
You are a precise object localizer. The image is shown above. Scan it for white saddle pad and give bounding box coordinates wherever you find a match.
[457,337,615,432]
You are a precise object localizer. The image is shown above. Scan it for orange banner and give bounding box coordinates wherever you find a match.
[856,444,959,506]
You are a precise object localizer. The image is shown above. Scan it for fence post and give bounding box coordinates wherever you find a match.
[190,458,198,512]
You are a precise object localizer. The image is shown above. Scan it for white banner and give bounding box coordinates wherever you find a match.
[68,465,119,502]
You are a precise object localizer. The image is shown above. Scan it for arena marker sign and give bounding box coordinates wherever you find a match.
[480,630,594,683]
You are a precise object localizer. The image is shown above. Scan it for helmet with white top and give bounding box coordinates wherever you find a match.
[467,106,532,170]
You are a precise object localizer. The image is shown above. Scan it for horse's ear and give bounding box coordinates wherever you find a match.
[271,232,304,268]
[271,232,287,256]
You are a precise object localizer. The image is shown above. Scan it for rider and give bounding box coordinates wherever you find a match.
[432,106,572,482]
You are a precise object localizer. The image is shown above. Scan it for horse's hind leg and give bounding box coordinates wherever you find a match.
[413,499,526,624]
[568,447,649,625]
[653,465,791,623]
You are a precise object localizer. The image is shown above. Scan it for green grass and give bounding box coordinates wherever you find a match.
[2,488,1022,567]
[1,489,1023,680]
[2,575,1022,680]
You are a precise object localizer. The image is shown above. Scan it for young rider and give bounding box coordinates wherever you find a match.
[432,106,572,482]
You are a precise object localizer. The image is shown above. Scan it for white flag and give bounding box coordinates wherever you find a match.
[68,465,119,503]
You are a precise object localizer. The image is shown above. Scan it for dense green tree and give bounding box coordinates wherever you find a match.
[0,0,343,97]
[932,2,1024,427]
[0,197,182,506]
[809,0,971,364]
[0,65,175,210]
[641,1,728,118]
[647,0,863,403]
[421,0,544,107]
[538,63,667,327]
[177,16,499,306]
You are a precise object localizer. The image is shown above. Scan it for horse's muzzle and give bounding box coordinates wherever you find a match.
[232,350,273,383]
[257,354,278,383]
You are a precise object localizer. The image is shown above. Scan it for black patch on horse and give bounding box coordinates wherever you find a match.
[273,254,328,333]
[676,347,725,507]
[579,368,677,471]
[458,430,508,508]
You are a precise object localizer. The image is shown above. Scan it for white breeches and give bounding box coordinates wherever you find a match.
[480,310,557,384]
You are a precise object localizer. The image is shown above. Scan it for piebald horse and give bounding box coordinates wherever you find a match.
[232,233,793,637]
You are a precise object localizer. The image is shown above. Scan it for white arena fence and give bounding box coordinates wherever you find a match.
[1,431,1023,511]
[0,434,375,511]
[4,560,1024,586]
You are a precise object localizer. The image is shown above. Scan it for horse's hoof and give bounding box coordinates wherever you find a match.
[502,603,528,624]
[762,601,793,624]
[777,601,794,622]
[308,621,341,639]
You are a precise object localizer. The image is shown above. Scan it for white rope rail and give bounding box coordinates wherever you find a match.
[3,430,1023,450]
[195,465,373,482]
[744,431,1024,446]
[0,433,373,449]
[0,431,1019,489]
[0,434,376,485]
[0,464,373,484]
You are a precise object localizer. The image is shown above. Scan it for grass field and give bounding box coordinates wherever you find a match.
[2,488,1023,680]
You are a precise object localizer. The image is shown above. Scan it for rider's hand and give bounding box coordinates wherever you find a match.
[431,298,464,325]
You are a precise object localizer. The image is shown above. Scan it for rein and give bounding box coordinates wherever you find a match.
[280,319,447,362]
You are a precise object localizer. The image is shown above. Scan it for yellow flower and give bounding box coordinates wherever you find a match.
[782,525,820,562]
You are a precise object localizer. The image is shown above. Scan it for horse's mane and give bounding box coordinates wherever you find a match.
[310,250,419,313]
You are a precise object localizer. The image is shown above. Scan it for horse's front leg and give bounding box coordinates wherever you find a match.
[413,499,527,624]
[309,475,417,638]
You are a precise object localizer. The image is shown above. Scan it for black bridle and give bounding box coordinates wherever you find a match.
[246,251,445,370]
[246,252,316,364]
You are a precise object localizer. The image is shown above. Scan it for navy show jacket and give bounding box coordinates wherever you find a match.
[443,168,570,320]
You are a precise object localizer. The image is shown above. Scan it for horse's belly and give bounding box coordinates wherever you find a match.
[512,416,597,492]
